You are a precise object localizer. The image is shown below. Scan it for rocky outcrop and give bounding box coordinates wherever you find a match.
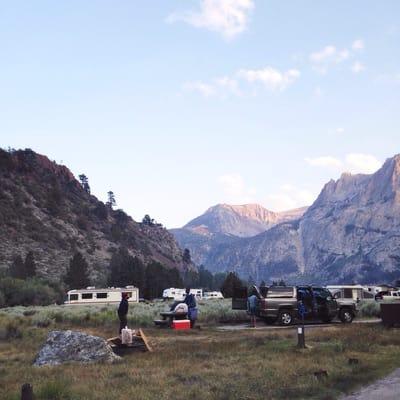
[174,154,400,284]
[0,148,188,281]
[171,203,306,266]
[34,330,120,366]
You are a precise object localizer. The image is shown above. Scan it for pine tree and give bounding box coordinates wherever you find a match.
[78,174,90,194]
[24,251,36,278]
[9,255,27,280]
[65,252,90,289]
[183,248,191,264]
[221,272,243,298]
[106,191,116,209]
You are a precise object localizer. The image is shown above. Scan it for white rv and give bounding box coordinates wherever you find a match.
[162,288,203,301]
[203,291,224,300]
[64,286,139,305]
[327,285,375,301]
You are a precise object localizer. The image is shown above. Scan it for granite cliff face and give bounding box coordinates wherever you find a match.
[171,203,306,266]
[204,155,400,284]
[0,149,187,282]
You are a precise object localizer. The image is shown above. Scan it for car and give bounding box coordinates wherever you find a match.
[232,285,357,326]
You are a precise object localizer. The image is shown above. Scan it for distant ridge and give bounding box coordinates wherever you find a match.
[0,148,188,282]
[182,154,400,284]
[171,203,307,266]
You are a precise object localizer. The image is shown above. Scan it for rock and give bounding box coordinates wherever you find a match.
[173,154,400,284]
[34,330,121,366]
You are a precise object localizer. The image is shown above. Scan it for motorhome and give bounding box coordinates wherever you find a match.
[382,290,400,301]
[162,288,203,301]
[203,291,224,300]
[64,286,139,305]
[327,285,375,301]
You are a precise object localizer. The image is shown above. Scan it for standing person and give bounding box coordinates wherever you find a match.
[247,290,258,328]
[118,292,129,334]
[184,287,198,328]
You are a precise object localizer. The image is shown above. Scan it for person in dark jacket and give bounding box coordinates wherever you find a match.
[184,287,198,328]
[118,292,129,334]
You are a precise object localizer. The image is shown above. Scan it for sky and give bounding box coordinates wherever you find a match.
[1,0,399,228]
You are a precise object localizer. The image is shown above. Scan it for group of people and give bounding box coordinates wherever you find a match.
[117,287,198,334]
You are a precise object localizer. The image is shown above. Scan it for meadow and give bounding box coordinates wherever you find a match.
[0,299,396,400]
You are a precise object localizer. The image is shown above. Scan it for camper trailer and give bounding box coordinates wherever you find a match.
[327,285,375,301]
[64,286,139,305]
[162,288,203,301]
[203,291,224,300]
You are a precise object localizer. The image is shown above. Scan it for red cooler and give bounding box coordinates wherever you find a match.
[172,320,191,330]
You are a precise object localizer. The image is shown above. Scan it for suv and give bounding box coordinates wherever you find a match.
[233,285,357,326]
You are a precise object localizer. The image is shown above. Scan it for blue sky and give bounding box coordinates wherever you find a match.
[1,0,399,228]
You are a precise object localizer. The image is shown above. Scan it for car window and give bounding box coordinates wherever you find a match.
[312,288,332,299]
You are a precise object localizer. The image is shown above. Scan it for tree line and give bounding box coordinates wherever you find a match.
[0,248,254,308]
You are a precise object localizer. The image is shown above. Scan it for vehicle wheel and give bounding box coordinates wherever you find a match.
[339,308,354,323]
[278,310,293,326]
[264,317,277,325]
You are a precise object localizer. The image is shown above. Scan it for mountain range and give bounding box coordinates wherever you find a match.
[0,148,188,283]
[172,154,400,284]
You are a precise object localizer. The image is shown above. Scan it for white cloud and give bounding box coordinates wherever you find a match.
[352,39,364,51]
[184,65,300,97]
[265,184,316,211]
[351,61,365,73]
[310,40,364,74]
[167,0,254,39]
[336,127,345,134]
[218,173,256,202]
[238,67,300,91]
[183,81,216,97]
[305,156,343,169]
[310,46,349,73]
[345,153,382,174]
[305,153,382,174]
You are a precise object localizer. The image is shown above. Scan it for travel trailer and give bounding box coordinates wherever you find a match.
[203,291,224,300]
[64,286,139,305]
[327,285,375,301]
[162,288,203,301]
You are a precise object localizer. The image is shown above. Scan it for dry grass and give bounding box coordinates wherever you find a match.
[1,316,400,400]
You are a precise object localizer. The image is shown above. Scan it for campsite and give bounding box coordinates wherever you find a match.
[1,298,400,400]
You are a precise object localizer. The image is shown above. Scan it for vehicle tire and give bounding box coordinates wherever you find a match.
[264,317,277,325]
[278,310,293,326]
[339,308,354,323]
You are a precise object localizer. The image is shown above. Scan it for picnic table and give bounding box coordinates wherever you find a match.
[154,311,187,327]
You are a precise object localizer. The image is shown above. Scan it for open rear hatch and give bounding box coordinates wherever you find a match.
[232,286,248,310]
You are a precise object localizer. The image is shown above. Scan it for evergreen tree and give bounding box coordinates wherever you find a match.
[65,252,90,289]
[183,248,192,264]
[9,255,27,280]
[142,214,155,226]
[108,248,146,293]
[24,251,36,278]
[198,265,213,289]
[183,268,199,288]
[213,272,228,291]
[78,174,91,194]
[108,248,133,287]
[106,191,116,209]
[221,272,243,298]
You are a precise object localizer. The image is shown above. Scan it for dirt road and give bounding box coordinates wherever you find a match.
[340,368,400,400]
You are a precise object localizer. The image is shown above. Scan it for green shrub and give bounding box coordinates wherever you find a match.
[358,301,381,318]
[0,277,61,307]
